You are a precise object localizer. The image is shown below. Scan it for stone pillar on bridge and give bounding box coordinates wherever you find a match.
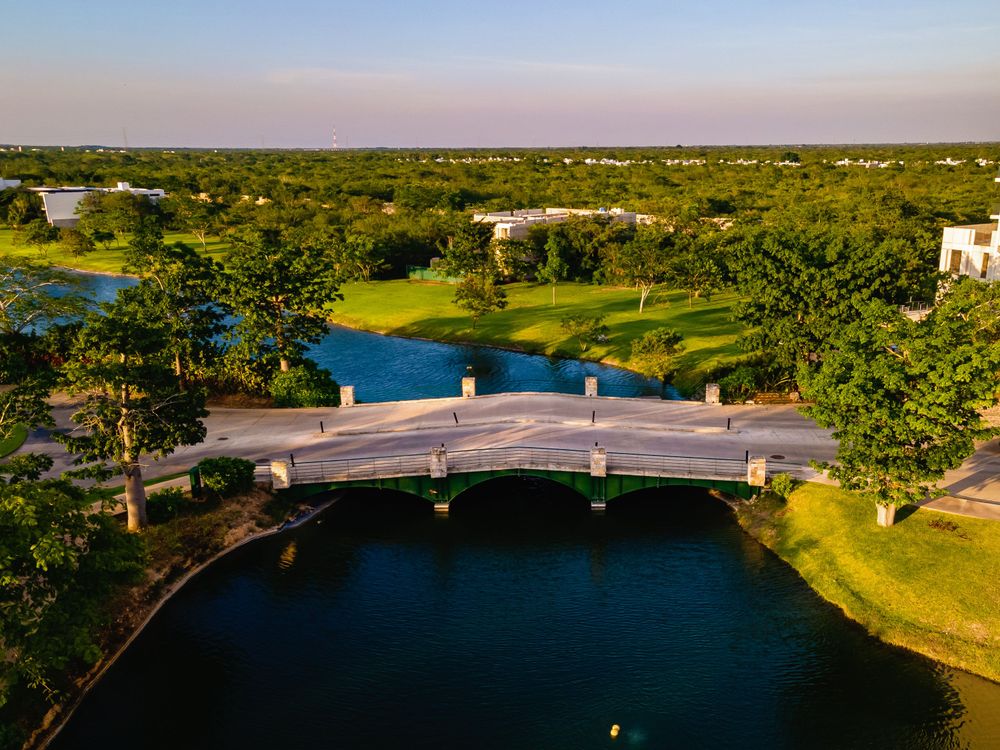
[430,446,448,478]
[590,447,607,477]
[340,385,355,407]
[585,376,598,397]
[271,460,291,490]
[462,377,476,398]
[747,456,766,487]
[705,383,721,405]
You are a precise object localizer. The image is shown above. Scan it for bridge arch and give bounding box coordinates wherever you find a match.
[448,474,592,516]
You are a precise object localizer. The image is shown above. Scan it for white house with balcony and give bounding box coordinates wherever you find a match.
[939,174,1000,282]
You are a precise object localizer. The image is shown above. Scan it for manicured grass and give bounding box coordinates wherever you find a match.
[333,280,744,390]
[0,424,28,457]
[738,484,1000,681]
[0,228,230,274]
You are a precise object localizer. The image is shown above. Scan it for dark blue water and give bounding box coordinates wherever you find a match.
[50,487,1000,749]
[76,272,670,401]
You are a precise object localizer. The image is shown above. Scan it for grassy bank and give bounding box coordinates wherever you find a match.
[0,228,229,273]
[334,280,744,390]
[737,483,1000,682]
[1,228,745,389]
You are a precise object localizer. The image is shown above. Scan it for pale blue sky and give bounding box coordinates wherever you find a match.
[2,0,998,147]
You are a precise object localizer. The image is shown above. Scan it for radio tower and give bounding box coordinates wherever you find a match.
[332,127,338,150]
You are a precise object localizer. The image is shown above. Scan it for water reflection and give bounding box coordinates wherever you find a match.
[51,482,999,750]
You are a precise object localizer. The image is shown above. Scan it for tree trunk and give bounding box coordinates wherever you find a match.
[123,463,148,531]
[279,358,291,372]
[639,286,651,313]
[551,283,556,305]
[174,350,183,379]
[876,503,897,527]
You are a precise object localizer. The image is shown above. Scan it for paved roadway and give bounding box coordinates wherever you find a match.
[24,392,1000,520]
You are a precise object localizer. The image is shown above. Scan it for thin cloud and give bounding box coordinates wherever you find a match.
[265,67,412,85]
[453,56,648,76]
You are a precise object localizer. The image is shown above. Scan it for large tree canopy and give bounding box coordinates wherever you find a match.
[56,302,207,531]
[224,229,342,373]
[800,280,1000,525]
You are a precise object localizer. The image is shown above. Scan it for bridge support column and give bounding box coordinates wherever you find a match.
[430,447,448,478]
[340,385,355,407]
[747,456,766,487]
[585,377,598,397]
[271,460,290,490]
[434,503,450,514]
[462,377,476,398]
[590,447,607,477]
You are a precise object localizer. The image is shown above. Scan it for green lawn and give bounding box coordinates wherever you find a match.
[0,424,28,458]
[738,484,1000,681]
[0,228,230,274]
[333,280,744,390]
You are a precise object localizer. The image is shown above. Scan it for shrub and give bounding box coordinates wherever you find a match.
[197,456,257,499]
[560,314,609,351]
[718,365,759,403]
[270,363,340,408]
[147,486,188,523]
[770,472,797,500]
[629,327,684,380]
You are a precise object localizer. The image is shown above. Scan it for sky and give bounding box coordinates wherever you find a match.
[2,0,999,148]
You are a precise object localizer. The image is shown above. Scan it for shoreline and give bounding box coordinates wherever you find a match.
[734,488,1000,685]
[32,493,339,750]
[31,486,998,747]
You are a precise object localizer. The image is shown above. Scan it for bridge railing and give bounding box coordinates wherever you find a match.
[448,446,591,474]
[279,446,813,487]
[287,452,430,484]
[607,451,749,481]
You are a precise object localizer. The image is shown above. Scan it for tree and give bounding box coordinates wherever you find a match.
[604,225,672,313]
[453,276,508,329]
[800,283,1000,526]
[20,219,59,256]
[0,479,143,709]
[629,327,684,383]
[122,221,227,382]
[0,256,89,336]
[668,231,723,307]
[161,193,217,251]
[538,235,570,304]
[59,227,96,258]
[560,314,609,351]
[76,191,151,247]
[224,229,342,373]
[439,221,508,328]
[56,304,208,531]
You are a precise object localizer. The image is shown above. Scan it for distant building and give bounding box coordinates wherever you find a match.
[472,207,654,241]
[28,181,166,228]
[939,173,1000,282]
[0,178,22,190]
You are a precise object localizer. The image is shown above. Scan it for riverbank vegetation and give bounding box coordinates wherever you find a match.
[0,478,294,750]
[738,484,1000,682]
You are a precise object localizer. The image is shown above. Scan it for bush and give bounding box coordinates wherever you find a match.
[629,327,684,380]
[770,472,797,500]
[197,456,257,499]
[560,314,609,352]
[147,487,188,523]
[718,365,759,403]
[270,363,340,408]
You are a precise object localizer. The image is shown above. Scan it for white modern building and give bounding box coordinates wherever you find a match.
[28,182,166,228]
[0,178,22,190]
[939,173,1000,282]
[472,207,653,240]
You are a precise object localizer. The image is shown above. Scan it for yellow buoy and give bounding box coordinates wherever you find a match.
[610,724,620,739]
